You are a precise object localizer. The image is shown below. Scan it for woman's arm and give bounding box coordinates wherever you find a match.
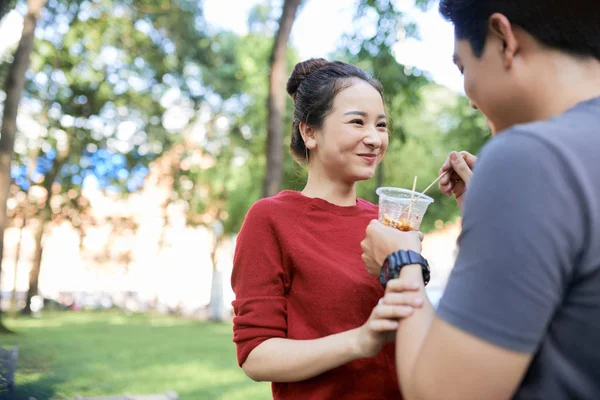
[233,200,420,382]
[242,328,361,382]
[242,294,422,382]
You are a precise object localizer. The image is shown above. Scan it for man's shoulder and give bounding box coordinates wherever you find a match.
[476,126,556,176]
[463,121,582,224]
[478,118,581,174]
[484,97,600,161]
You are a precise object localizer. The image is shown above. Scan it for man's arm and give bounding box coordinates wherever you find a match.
[367,130,584,400]
[386,266,531,400]
[409,314,531,400]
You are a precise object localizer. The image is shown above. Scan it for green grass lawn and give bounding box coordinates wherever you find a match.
[1,311,271,400]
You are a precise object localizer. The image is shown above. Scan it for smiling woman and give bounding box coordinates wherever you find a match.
[287,59,389,190]
[230,59,419,400]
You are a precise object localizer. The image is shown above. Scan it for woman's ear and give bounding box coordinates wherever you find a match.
[300,122,317,150]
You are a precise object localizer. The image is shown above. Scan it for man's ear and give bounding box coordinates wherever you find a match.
[300,122,317,150]
[489,13,519,69]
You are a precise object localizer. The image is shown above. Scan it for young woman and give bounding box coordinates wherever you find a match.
[231,58,422,399]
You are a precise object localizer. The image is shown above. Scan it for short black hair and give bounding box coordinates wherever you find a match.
[439,0,600,60]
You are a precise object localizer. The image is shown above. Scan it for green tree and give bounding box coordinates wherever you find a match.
[0,0,47,330]
[11,0,213,314]
[153,23,294,319]
[263,0,303,197]
[0,0,15,21]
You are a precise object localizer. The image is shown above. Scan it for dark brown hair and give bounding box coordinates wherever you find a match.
[286,58,384,163]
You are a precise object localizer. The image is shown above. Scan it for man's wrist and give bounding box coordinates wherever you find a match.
[381,250,430,288]
[398,263,424,283]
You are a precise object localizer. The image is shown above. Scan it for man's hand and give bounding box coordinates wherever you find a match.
[438,151,477,211]
[361,220,423,277]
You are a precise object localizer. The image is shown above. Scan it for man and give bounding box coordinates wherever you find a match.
[361,1,600,399]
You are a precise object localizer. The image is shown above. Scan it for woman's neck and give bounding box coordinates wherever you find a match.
[301,170,357,207]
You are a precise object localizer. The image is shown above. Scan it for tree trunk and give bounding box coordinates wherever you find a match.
[21,209,48,315]
[0,0,47,328]
[208,270,224,321]
[10,146,37,316]
[158,199,170,251]
[78,225,85,252]
[207,234,225,321]
[9,213,25,316]
[21,133,69,316]
[262,0,302,198]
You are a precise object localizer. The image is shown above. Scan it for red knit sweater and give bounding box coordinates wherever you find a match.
[231,190,401,399]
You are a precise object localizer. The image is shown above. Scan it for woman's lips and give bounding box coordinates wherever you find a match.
[358,154,377,163]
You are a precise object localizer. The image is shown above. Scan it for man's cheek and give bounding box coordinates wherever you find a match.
[464,76,478,103]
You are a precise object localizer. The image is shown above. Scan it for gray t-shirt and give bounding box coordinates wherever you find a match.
[437,96,600,399]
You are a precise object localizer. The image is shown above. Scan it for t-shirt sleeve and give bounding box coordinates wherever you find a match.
[231,200,289,366]
[437,130,586,353]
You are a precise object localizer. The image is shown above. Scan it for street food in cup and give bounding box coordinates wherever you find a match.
[383,214,414,231]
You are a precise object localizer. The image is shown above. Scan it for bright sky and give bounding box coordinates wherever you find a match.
[0,10,23,57]
[203,0,465,93]
[0,2,464,93]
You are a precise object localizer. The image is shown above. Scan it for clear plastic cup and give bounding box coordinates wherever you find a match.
[376,187,434,231]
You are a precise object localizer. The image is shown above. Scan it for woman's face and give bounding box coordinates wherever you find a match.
[305,79,389,184]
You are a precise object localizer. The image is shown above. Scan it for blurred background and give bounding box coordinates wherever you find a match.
[0,0,489,398]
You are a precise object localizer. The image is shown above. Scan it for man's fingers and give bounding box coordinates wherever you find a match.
[440,151,477,195]
[449,151,473,184]
[441,180,454,195]
[439,158,452,175]
[459,150,477,168]
[439,169,451,186]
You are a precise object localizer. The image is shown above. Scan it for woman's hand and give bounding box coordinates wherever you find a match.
[438,151,477,211]
[354,284,422,358]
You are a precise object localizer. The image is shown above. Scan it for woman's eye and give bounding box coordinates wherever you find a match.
[350,119,364,125]
[377,122,387,128]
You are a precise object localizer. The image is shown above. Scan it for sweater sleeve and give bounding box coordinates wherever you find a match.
[231,200,290,366]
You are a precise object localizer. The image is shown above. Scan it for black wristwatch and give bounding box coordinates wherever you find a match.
[379,250,430,288]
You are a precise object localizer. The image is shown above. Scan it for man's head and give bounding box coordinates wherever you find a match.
[439,0,600,133]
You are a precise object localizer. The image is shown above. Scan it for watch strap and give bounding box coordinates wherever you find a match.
[380,250,430,288]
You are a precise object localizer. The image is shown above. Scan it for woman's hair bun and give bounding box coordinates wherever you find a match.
[286,58,329,98]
